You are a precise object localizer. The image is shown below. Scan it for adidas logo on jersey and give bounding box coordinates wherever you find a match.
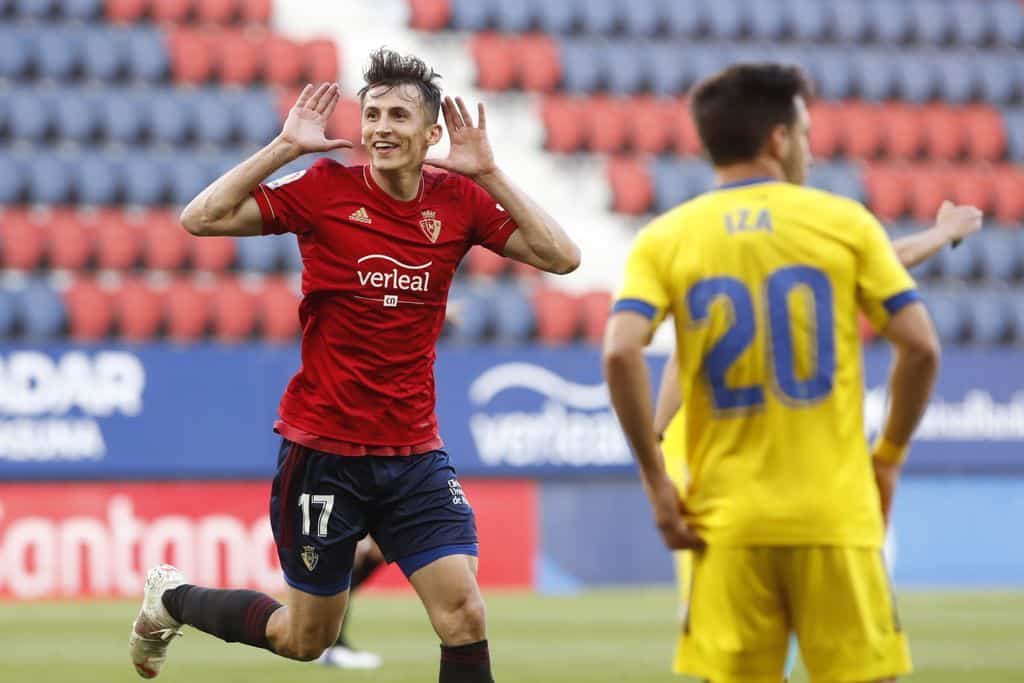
[349,207,372,224]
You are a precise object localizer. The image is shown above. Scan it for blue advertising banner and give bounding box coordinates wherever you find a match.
[0,344,1021,479]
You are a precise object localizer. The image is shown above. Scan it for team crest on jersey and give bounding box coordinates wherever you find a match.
[266,170,306,189]
[420,210,442,243]
[300,545,319,572]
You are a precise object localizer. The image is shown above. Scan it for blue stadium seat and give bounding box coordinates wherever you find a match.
[937,54,978,104]
[819,163,864,202]
[559,39,603,94]
[149,90,192,145]
[75,153,119,205]
[0,288,16,338]
[749,0,788,40]
[622,0,660,37]
[831,0,871,43]
[63,0,103,21]
[236,234,283,272]
[810,49,853,100]
[15,280,65,340]
[651,160,713,214]
[102,90,145,144]
[168,157,213,206]
[36,27,83,80]
[978,55,1017,105]
[126,28,169,83]
[0,27,33,79]
[706,0,744,39]
[580,0,621,36]
[786,0,829,41]
[9,90,50,142]
[894,57,937,102]
[194,91,237,145]
[992,0,1024,46]
[0,154,24,203]
[907,0,950,45]
[536,0,575,33]
[949,0,993,46]
[605,41,645,95]
[450,0,493,31]
[944,237,981,280]
[1004,109,1024,160]
[14,0,55,19]
[892,224,943,281]
[494,0,534,33]
[493,282,535,343]
[281,235,303,272]
[977,230,1022,281]
[687,49,733,89]
[854,51,895,101]
[122,155,167,206]
[969,295,1012,344]
[446,282,491,343]
[29,154,71,204]
[924,291,967,344]
[661,0,706,37]
[1011,297,1024,344]
[238,91,281,144]
[53,91,99,143]
[870,0,910,44]
[82,27,126,82]
[647,43,690,95]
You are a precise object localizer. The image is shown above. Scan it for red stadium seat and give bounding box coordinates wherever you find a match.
[115,277,163,341]
[94,210,143,270]
[540,96,585,153]
[326,98,362,149]
[191,235,237,271]
[196,0,238,25]
[107,0,149,23]
[993,165,1024,222]
[881,103,924,159]
[909,164,954,223]
[408,0,451,30]
[48,209,95,270]
[922,105,965,161]
[259,277,300,341]
[264,36,303,86]
[964,106,1006,162]
[276,86,301,121]
[511,259,542,282]
[838,101,883,159]
[533,289,579,344]
[517,34,560,93]
[466,246,508,277]
[165,277,210,342]
[858,312,876,343]
[808,101,840,159]
[0,209,47,270]
[216,29,260,85]
[864,164,911,221]
[239,0,270,24]
[627,97,674,154]
[168,28,214,85]
[211,276,257,341]
[152,0,193,23]
[951,165,995,214]
[304,38,340,83]
[471,33,516,91]
[65,277,114,341]
[669,98,701,155]
[606,156,653,215]
[143,210,189,270]
[578,290,612,344]
[585,97,629,153]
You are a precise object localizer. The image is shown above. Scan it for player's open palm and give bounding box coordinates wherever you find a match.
[427,96,497,179]
[646,470,706,551]
[936,200,983,242]
[280,83,353,154]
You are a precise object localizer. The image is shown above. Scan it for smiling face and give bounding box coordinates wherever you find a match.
[361,83,442,173]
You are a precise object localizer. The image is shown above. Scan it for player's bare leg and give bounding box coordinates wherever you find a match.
[264,586,348,661]
[317,536,385,669]
[409,554,492,682]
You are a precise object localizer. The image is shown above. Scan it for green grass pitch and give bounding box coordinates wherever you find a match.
[2,589,1022,682]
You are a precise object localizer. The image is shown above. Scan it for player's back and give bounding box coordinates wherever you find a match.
[647,179,916,548]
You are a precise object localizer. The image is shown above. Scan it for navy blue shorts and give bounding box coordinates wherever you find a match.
[269,439,478,596]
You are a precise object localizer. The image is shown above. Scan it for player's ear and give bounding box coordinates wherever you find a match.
[426,122,443,146]
[767,123,790,161]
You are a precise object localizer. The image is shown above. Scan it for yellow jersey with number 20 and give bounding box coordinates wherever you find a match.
[615,179,918,549]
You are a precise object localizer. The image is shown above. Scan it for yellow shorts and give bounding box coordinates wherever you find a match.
[674,546,911,683]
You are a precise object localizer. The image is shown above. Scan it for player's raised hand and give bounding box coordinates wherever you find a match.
[426,96,498,179]
[279,83,353,153]
[935,200,983,244]
[644,468,706,551]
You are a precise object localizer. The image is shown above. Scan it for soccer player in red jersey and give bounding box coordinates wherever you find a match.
[128,49,580,682]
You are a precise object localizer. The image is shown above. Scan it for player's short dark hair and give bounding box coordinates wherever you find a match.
[689,63,813,166]
[358,47,443,123]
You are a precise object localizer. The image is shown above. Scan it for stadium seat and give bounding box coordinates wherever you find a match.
[16,0,56,19]
[36,27,83,81]
[786,0,828,41]
[871,0,910,44]
[168,157,214,206]
[853,52,895,101]
[75,154,120,205]
[152,0,191,23]
[810,50,854,100]
[0,155,21,205]
[259,277,300,341]
[447,282,492,343]
[239,0,270,24]
[492,282,535,343]
[143,210,189,270]
[518,33,561,92]
[838,101,884,159]
[832,0,871,43]
[606,157,652,215]
[894,55,937,103]
[94,209,143,269]
[651,159,712,214]
[579,0,621,36]
[533,288,578,343]
[749,0,788,40]
[122,155,168,206]
[9,91,51,143]
[304,38,339,83]
[126,28,169,82]
[1005,109,1024,160]
[605,41,645,95]
[992,0,1024,46]
[471,33,517,91]
[585,97,629,153]
[922,106,966,161]
[408,0,451,31]
[993,166,1024,222]
[626,97,673,154]
[29,154,72,204]
[963,106,1006,162]
[909,165,955,224]
[193,91,236,145]
[541,96,585,153]
[449,0,492,31]
[943,229,982,280]
[977,230,1022,281]
[106,0,147,23]
[115,277,163,342]
[647,43,691,96]
[0,28,33,80]
[977,55,1017,105]
[951,166,995,214]
[669,98,701,155]
[64,0,103,20]
[559,39,603,94]
[949,0,993,46]
[937,54,977,104]
[579,290,611,344]
[102,91,145,144]
[970,295,1013,344]
[15,279,65,340]
[238,90,281,144]
[465,246,507,278]
[48,209,94,270]
[217,30,260,86]
[0,288,16,338]
[1010,296,1024,344]
[64,277,113,341]
[236,233,281,271]
[192,235,236,271]
[1,209,46,270]
[924,291,968,344]
[148,90,192,145]
[196,0,238,25]
[621,0,659,37]
[535,0,575,34]
[82,28,126,82]
[907,0,949,45]
[211,276,257,342]
[864,164,911,220]
[880,103,923,159]
[705,0,744,39]
[263,35,303,86]
[165,277,210,342]
[808,101,840,159]
[168,28,214,85]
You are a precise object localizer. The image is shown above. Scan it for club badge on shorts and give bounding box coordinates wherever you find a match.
[300,545,319,572]
[420,210,442,243]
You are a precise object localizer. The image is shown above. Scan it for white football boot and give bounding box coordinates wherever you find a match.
[317,643,383,669]
[129,564,186,678]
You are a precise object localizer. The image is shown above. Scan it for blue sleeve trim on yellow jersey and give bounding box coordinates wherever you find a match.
[612,298,658,319]
[883,289,921,314]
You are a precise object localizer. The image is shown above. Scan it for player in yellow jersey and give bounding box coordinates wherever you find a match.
[603,64,980,683]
